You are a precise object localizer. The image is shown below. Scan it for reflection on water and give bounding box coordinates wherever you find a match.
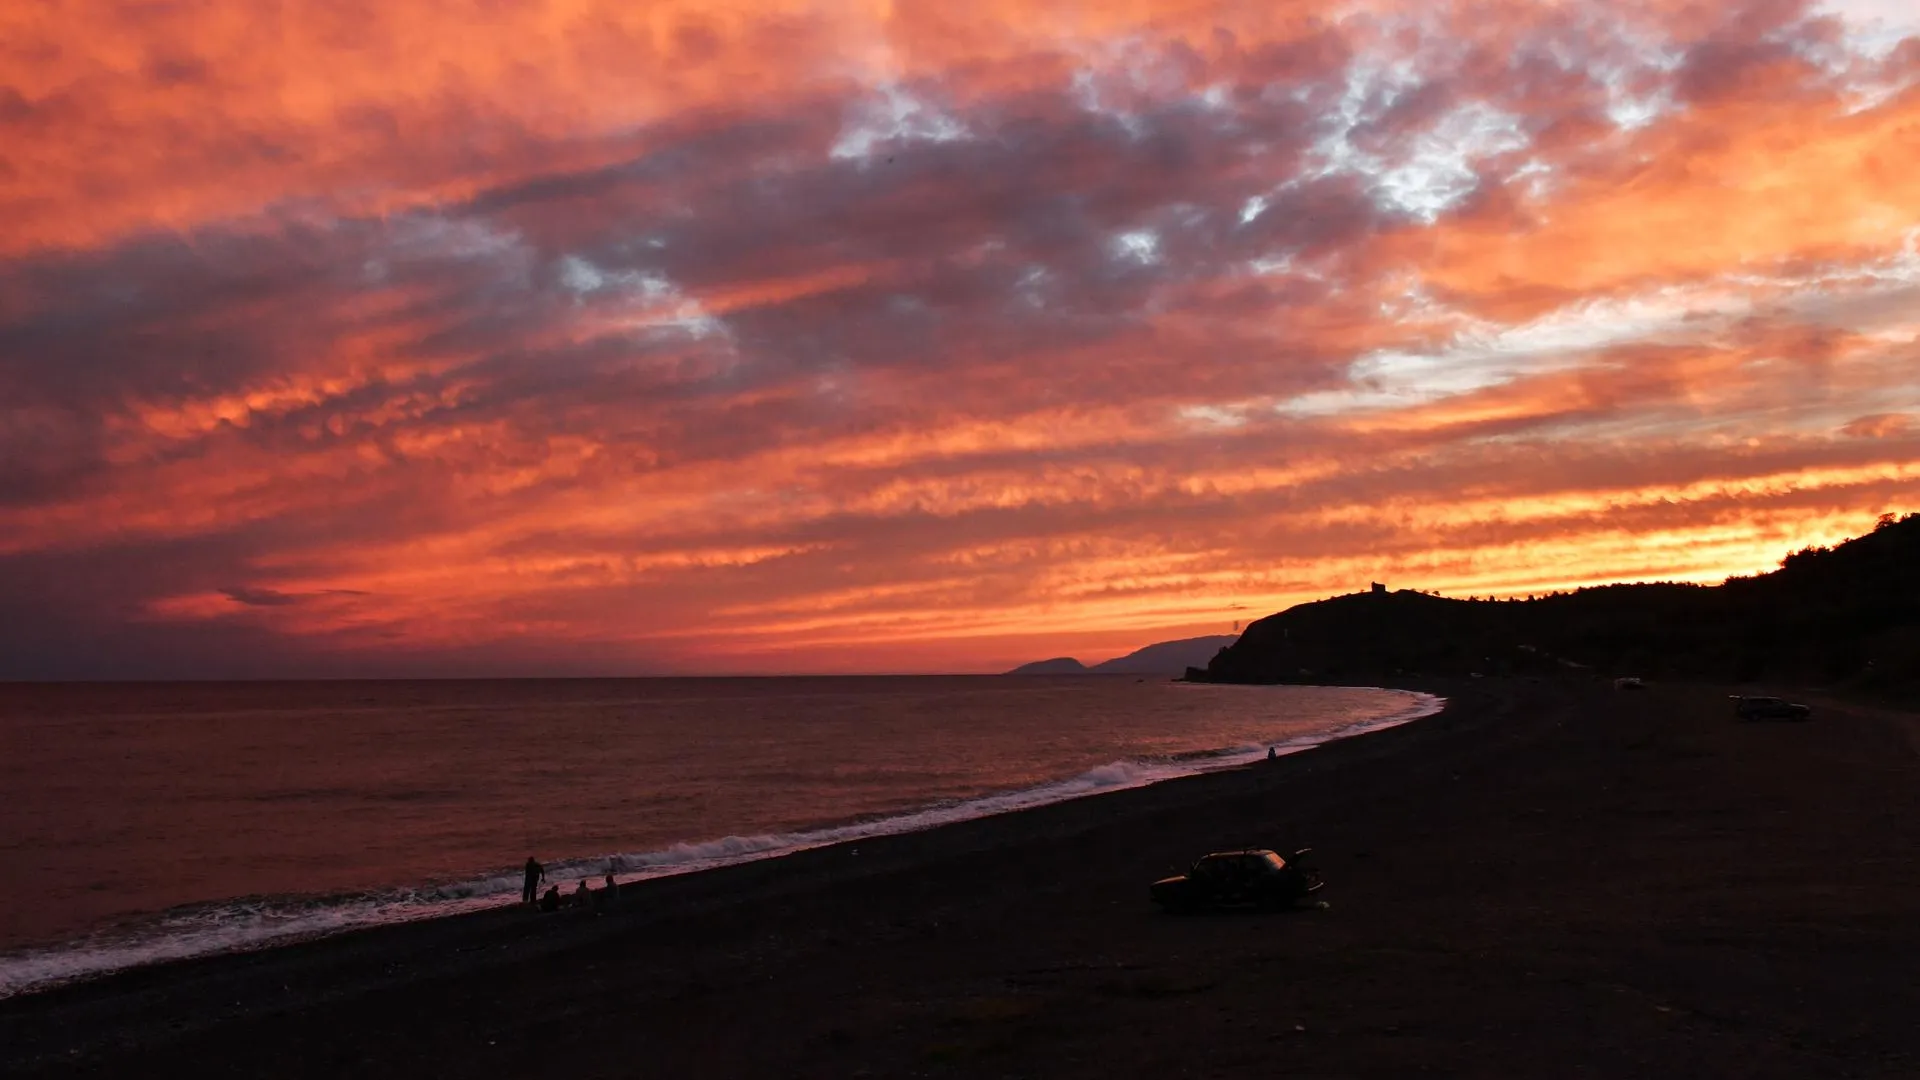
[0,677,1438,995]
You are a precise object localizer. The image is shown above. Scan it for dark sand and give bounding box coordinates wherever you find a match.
[5,679,1919,1078]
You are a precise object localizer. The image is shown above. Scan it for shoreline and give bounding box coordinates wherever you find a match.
[6,676,1918,1077]
[0,685,1442,1001]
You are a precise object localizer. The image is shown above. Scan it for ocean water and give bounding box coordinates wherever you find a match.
[0,676,1440,997]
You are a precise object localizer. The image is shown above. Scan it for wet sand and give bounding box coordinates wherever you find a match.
[5,678,1919,1078]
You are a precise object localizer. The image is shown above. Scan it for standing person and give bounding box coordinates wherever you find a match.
[521,856,544,905]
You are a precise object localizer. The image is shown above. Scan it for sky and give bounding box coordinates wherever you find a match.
[2,0,1918,678]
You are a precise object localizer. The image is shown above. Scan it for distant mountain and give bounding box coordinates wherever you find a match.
[1190,512,1920,698]
[1003,635,1239,676]
[1005,657,1090,675]
[1090,635,1240,675]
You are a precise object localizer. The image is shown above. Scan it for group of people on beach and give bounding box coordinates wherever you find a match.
[521,857,618,914]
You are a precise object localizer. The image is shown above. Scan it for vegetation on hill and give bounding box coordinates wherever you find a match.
[1191,513,1920,696]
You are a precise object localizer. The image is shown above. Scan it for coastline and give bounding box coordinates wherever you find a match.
[6,677,1918,1077]
[0,685,1441,999]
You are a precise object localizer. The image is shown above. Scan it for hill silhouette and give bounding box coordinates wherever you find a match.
[1005,657,1090,675]
[1004,635,1239,676]
[1088,635,1238,675]
[1191,513,1920,697]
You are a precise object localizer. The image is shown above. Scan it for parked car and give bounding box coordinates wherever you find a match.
[1150,848,1322,913]
[1731,695,1812,721]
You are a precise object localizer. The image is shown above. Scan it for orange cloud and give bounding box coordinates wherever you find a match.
[1844,413,1913,438]
[1,0,1917,676]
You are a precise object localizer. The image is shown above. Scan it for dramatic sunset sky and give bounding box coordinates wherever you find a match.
[2,0,1917,677]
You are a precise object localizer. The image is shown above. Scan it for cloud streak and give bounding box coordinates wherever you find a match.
[1,0,1917,676]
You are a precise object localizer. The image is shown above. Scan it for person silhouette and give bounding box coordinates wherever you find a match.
[573,880,591,908]
[522,856,544,905]
[539,885,561,912]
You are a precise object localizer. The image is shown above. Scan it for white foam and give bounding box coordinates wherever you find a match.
[0,689,1442,999]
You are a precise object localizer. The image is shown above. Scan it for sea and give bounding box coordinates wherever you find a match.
[0,676,1440,998]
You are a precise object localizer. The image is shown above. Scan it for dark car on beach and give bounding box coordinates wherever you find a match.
[1151,849,1322,913]
[1732,695,1813,721]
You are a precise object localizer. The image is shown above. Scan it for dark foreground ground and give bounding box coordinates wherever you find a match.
[5,679,1918,1078]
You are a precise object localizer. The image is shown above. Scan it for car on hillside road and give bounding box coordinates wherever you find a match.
[1151,848,1322,913]
[1732,695,1813,721]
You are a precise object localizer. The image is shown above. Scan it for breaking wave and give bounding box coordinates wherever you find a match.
[0,689,1441,999]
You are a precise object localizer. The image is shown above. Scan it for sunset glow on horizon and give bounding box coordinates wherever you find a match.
[3,0,1918,677]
